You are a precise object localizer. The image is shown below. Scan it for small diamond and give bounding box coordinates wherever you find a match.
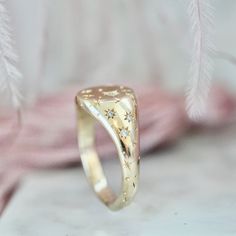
[124,111,133,123]
[105,109,116,119]
[119,127,130,138]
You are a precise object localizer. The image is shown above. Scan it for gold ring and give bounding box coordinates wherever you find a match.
[75,85,140,210]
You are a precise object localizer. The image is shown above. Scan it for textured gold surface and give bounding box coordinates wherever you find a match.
[75,85,140,210]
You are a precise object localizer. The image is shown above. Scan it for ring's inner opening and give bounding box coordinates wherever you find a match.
[95,122,122,194]
[78,106,122,206]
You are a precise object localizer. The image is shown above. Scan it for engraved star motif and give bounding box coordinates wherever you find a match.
[83,94,94,98]
[93,98,101,106]
[81,89,92,94]
[105,108,116,119]
[119,127,130,139]
[124,111,133,123]
[124,160,131,170]
[122,197,128,203]
[123,151,130,159]
[115,98,120,103]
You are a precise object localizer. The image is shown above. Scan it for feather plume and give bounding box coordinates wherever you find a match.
[0,0,22,109]
[186,0,215,120]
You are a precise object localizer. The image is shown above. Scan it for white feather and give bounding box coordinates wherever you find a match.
[186,0,215,120]
[0,0,22,109]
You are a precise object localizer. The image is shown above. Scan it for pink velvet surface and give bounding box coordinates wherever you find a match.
[0,84,235,214]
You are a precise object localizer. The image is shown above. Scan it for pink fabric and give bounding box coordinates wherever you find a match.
[0,84,235,213]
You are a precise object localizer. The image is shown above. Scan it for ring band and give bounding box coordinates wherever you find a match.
[75,85,140,210]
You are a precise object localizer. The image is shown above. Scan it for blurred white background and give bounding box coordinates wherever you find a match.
[7,0,236,103]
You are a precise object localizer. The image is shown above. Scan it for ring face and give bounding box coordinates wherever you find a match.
[76,85,140,210]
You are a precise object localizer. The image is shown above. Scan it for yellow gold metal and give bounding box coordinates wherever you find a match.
[75,85,140,210]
